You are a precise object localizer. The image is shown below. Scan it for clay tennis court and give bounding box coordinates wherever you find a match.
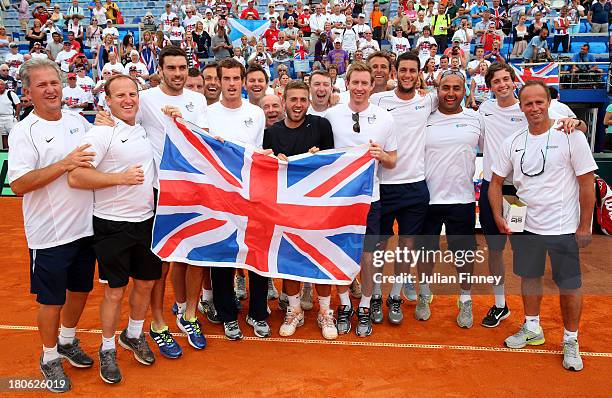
[1,197,611,397]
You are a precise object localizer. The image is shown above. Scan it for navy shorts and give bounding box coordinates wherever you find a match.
[416,203,477,252]
[363,200,382,252]
[380,181,430,237]
[94,216,162,288]
[29,236,96,305]
[479,180,518,251]
[510,232,581,289]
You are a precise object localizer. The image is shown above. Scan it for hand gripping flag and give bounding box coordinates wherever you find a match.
[152,118,377,285]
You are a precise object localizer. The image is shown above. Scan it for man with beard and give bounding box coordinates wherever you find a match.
[326,61,397,337]
[369,53,436,325]
[263,81,337,340]
[206,58,269,340]
[417,70,482,329]
[260,94,285,127]
[97,46,209,358]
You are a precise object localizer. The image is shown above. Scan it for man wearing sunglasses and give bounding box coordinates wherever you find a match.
[417,70,483,329]
[489,80,597,372]
[325,61,397,337]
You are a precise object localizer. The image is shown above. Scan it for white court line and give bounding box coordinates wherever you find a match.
[1,324,611,358]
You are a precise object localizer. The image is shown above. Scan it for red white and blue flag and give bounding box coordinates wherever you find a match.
[510,62,559,89]
[151,119,376,284]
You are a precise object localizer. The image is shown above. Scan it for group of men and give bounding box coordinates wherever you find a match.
[8,42,597,392]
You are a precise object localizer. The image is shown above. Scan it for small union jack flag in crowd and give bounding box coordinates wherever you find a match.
[511,62,559,89]
[151,119,377,284]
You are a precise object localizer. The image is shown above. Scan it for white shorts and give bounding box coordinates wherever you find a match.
[0,116,15,135]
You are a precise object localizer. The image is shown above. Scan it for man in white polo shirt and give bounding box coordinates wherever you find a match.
[8,58,95,393]
[206,58,269,341]
[325,61,397,337]
[369,52,436,325]
[489,80,597,372]
[416,70,483,329]
[68,75,160,384]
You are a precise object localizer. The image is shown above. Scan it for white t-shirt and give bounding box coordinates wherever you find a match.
[124,61,148,76]
[467,58,490,73]
[357,38,380,59]
[307,105,329,117]
[325,102,397,201]
[5,53,24,79]
[340,27,358,54]
[183,15,203,32]
[55,49,77,73]
[102,26,119,39]
[329,13,347,25]
[92,7,108,25]
[62,86,89,109]
[370,91,437,184]
[206,100,265,147]
[80,120,156,222]
[7,110,93,249]
[390,36,411,56]
[416,36,437,59]
[102,62,126,75]
[550,99,576,119]
[272,41,291,62]
[169,26,186,42]
[491,126,597,235]
[0,90,19,117]
[425,109,484,204]
[160,12,178,32]
[138,86,209,172]
[76,75,95,103]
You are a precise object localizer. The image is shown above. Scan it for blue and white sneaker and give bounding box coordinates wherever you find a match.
[149,326,182,359]
[171,302,185,317]
[177,316,207,350]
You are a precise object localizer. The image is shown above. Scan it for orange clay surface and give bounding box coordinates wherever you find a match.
[0,197,611,397]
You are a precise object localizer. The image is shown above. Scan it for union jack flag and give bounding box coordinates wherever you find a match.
[151,119,377,284]
[510,62,559,89]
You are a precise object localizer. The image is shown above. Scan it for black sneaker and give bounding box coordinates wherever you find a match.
[57,338,94,368]
[98,347,122,384]
[481,304,511,328]
[39,356,71,393]
[118,329,155,365]
[198,298,221,324]
[336,305,354,334]
[356,307,372,337]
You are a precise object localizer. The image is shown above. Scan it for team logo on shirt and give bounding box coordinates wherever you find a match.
[367,114,377,124]
[510,117,524,122]
[244,117,254,127]
[70,128,79,135]
[121,138,128,143]
[415,105,425,110]
[455,123,467,128]
[185,102,195,112]
[45,136,54,143]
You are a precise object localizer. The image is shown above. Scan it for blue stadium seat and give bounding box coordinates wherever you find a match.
[132,16,142,24]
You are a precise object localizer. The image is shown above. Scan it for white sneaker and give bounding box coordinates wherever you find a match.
[317,309,338,340]
[279,307,304,337]
[300,285,313,311]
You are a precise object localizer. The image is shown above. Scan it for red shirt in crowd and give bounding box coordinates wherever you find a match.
[262,27,280,50]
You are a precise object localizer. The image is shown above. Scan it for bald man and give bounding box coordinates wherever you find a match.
[260,94,285,127]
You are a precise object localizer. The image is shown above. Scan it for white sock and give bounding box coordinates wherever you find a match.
[318,295,331,312]
[338,291,351,307]
[390,280,402,297]
[359,295,371,308]
[202,289,213,301]
[101,335,115,351]
[372,281,382,296]
[58,325,76,346]
[459,289,471,303]
[176,302,186,315]
[42,344,60,364]
[563,328,578,342]
[304,282,312,289]
[420,283,431,297]
[493,284,506,308]
[525,315,540,333]
[288,293,300,310]
[126,317,144,339]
